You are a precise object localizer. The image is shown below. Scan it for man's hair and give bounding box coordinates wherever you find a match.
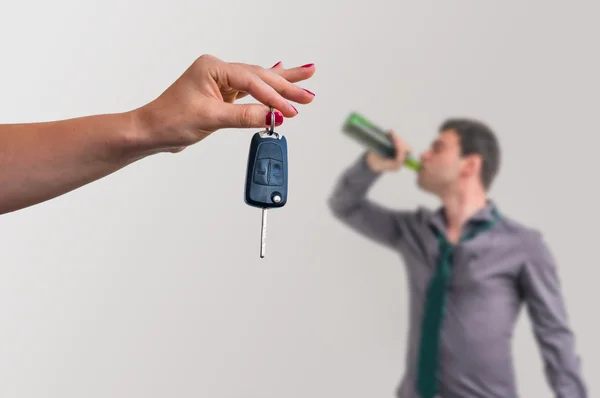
[439,118,501,190]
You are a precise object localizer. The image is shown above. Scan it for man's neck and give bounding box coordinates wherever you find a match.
[440,186,488,235]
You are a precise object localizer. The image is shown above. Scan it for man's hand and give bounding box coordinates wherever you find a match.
[134,55,316,153]
[365,131,412,173]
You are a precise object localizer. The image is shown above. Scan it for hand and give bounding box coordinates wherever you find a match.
[365,131,412,173]
[134,54,316,153]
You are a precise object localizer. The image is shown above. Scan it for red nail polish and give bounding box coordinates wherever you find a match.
[303,88,315,96]
[271,61,281,68]
[301,63,314,68]
[291,105,298,114]
[266,110,284,126]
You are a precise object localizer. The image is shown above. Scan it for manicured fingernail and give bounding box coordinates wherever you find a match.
[266,110,284,126]
[301,63,314,68]
[271,61,281,68]
[303,88,315,96]
[291,105,298,114]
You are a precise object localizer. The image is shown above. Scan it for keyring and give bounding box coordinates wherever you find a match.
[269,106,275,133]
[263,106,279,139]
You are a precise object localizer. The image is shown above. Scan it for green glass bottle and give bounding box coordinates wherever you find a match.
[342,112,421,171]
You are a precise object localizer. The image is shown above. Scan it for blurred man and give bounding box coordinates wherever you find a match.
[328,118,586,397]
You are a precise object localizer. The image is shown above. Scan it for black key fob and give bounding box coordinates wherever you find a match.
[244,131,288,209]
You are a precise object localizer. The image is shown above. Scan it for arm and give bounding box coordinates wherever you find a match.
[0,55,316,215]
[0,112,149,215]
[520,232,587,397]
[328,153,414,249]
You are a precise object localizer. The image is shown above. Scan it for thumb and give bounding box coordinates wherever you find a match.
[214,102,285,130]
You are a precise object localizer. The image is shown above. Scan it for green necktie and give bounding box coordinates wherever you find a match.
[416,209,500,398]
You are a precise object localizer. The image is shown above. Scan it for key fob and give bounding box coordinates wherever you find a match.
[244,131,288,208]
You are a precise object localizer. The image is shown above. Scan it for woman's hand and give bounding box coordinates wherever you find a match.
[134,54,316,153]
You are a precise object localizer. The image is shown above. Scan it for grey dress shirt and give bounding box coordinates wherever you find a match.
[327,154,587,398]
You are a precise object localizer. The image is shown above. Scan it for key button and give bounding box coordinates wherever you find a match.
[252,158,269,185]
[257,142,283,161]
[269,160,283,186]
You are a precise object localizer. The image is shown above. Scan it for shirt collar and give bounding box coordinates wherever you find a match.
[428,200,499,234]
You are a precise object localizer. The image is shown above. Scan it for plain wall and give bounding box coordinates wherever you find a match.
[0,1,597,397]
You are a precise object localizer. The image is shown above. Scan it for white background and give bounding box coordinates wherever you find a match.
[0,1,597,397]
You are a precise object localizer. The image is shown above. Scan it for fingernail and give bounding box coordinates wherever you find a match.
[271,61,281,68]
[301,63,314,68]
[290,104,298,114]
[303,88,315,96]
[266,110,284,126]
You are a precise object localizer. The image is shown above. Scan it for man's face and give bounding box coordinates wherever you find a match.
[417,129,465,195]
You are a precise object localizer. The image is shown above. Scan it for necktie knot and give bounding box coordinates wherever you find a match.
[439,241,452,259]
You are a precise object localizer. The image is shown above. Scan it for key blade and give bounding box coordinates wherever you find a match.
[260,208,267,258]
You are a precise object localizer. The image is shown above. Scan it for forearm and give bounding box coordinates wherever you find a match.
[328,153,406,248]
[0,108,153,215]
[539,328,586,397]
[328,153,380,213]
[530,303,587,397]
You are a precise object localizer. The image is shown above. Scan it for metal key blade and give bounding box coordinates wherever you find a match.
[260,208,267,258]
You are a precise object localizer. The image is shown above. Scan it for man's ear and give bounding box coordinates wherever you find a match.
[461,154,482,177]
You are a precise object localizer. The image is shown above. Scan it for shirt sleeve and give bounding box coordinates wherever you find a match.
[327,153,423,251]
[520,231,587,397]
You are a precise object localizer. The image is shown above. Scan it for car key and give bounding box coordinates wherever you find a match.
[244,107,288,258]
